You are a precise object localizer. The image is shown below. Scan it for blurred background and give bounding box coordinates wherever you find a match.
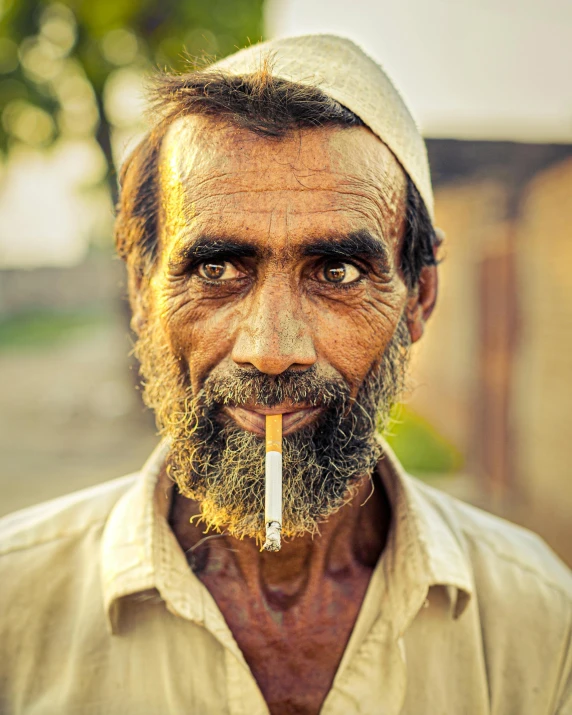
[1,0,571,564]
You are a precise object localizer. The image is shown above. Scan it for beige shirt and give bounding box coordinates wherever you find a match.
[1,439,570,715]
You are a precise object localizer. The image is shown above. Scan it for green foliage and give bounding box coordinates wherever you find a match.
[0,308,107,349]
[384,404,463,475]
[0,0,264,157]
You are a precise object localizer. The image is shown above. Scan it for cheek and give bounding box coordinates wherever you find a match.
[152,270,407,395]
[155,278,241,391]
[309,282,406,389]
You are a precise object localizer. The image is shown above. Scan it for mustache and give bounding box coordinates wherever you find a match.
[200,364,351,410]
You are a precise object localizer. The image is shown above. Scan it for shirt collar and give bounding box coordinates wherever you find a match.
[101,440,210,634]
[374,435,473,635]
[100,436,473,635]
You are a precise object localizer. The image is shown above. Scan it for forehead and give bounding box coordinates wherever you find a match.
[158,114,407,249]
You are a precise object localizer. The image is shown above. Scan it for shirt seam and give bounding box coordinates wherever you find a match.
[461,525,571,599]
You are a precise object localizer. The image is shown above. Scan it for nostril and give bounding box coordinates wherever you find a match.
[285,363,315,373]
[231,358,309,377]
[231,352,317,376]
[231,308,317,375]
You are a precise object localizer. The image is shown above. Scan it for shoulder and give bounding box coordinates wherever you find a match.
[0,475,140,701]
[0,474,139,636]
[411,476,572,597]
[410,478,572,711]
[0,474,138,558]
[398,476,572,713]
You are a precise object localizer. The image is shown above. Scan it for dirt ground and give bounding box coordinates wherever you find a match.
[0,317,158,516]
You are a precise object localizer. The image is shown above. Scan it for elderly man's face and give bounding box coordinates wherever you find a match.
[133,116,421,540]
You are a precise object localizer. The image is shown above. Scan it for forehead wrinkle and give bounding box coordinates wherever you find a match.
[162,119,404,198]
[339,171,406,239]
[163,184,403,223]
[159,116,407,256]
[172,169,400,199]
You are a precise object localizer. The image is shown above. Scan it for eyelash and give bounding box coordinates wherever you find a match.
[188,259,249,290]
[187,258,368,289]
[316,260,367,287]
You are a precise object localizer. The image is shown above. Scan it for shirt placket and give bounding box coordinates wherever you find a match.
[321,618,408,715]
[224,646,270,715]
[154,515,270,715]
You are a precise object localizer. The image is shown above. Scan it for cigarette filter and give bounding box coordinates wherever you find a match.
[263,414,282,552]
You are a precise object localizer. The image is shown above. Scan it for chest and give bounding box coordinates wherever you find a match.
[200,571,372,715]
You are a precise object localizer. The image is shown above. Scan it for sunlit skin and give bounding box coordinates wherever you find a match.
[130,115,437,715]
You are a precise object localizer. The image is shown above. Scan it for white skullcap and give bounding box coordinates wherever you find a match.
[212,34,434,220]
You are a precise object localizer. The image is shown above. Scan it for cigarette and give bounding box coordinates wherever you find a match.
[263,414,282,552]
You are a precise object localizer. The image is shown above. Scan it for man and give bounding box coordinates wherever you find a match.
[0,34,570,715]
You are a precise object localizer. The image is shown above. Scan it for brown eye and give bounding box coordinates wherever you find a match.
[202,262,225,279]
[321,261,361,284]
[324,262,346,283]
[198,261,241,281]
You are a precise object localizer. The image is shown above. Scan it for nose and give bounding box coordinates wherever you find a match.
[231,277,317,375]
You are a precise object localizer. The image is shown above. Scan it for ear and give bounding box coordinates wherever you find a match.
[405,262,438,344]
[126,264,147,335]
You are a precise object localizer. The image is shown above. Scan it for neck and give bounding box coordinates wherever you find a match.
[168,466,391,608]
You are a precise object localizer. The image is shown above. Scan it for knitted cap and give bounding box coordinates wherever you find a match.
[213,34,433,220]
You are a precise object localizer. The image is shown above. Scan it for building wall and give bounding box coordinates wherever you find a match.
[409,146,572,564]
[408,180,506,463]
[512,157,572,560]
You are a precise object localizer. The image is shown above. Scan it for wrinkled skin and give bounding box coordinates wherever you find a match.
[130,116,437,715]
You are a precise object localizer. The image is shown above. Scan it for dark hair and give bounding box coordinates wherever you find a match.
[115,67,439,290]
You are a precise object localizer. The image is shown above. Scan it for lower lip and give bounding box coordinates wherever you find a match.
[225,406,322,436]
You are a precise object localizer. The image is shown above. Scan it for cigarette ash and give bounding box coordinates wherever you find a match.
[263,521,282,552]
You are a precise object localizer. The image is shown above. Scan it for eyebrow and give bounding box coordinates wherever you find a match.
[169,229,391,270]
[169,236,261,267]
[302,230,391,270]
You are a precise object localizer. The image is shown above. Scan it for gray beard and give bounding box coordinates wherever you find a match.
[135,314,410,541]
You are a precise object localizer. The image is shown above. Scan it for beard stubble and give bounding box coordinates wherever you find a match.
[135,314,411,543]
